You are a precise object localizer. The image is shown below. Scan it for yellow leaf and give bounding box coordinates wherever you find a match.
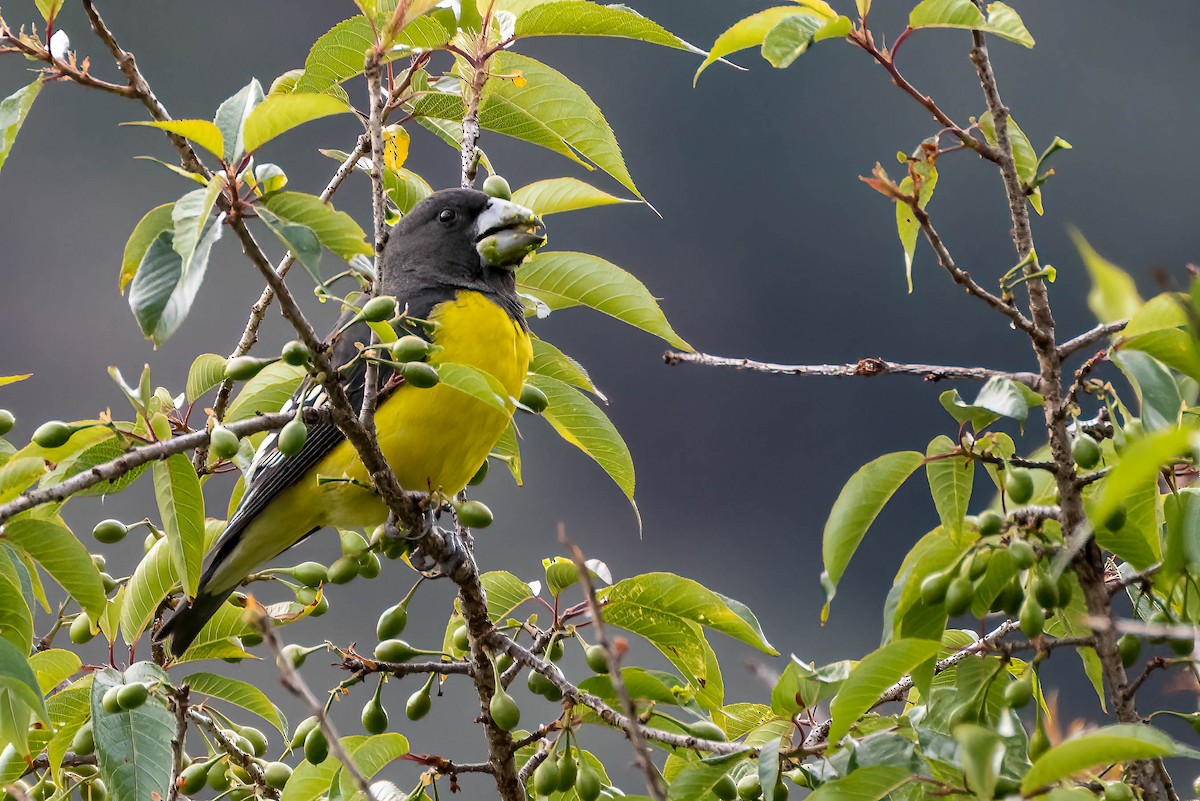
[511,70,527,88]
[383,125,410,173]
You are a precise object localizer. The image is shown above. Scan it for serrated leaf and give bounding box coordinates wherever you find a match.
[1021,725,1180,793]
[124,119,225,161]
[120,203,176,294]
[511,177,636,216]
[53,437,147,497]
[0,638,48,723]
[29,649,81,693]
[827,638,940,744]
[214,78,265,163]
[0,456,46,504]
[120,537,177,644]
[1070,228,1142,324]
[187,353,228,403]
[184,672,287,736]
[665,759,734,801]
[319,149,433,215]
[517,251,689,349]
[761,12,850,68]
[696,8,818,81]
[91,664,173,801]
[530,337,604,399]
[0,567,33,654]
[296,16,452,96]
[261,191,372,261]
[513,2,697,52]
[226,362,307,423]
[909,0,1034,47]
[479,570,532,621]
[242,93,352,153]
[3,515,107,619]
[152,452,206,598]
[820,452,924,620]
[334,733,410,801]
[0,79,44,174]
[938,376,1043,431]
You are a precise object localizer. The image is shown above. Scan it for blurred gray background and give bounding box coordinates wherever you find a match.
[2,0,1197,789]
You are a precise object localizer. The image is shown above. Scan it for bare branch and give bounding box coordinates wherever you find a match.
[166,687,189,801]
[187,707,279,800]
[1058,320,1127,360]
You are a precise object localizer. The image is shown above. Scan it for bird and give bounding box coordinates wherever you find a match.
[158,188,545,657]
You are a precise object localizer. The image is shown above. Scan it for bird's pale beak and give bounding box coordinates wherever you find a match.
[475,198,546,269]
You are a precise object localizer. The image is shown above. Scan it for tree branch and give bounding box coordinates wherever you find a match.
[1058,320,1126,360]
[187,707,279,800]
[166,686,189,801]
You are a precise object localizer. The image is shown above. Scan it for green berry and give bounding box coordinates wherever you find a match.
[1056,572,1074,606]
[533,757,560,797]
[454,499,493,528]
[91,553,107,570]
[101,687,122,714]
[72,721,95,755]
[557,752,578,791]
[1009,539,1037,569]
[374,639,420,663]
[467,459,489,486]
[328,555,359,584]
[1004,672,1034,708]
[32,421,73,448]
[489,688,520,730]
[340,530,369,555]
[585,644,609,673]
[177,764,208,795]
[311,594,330,617]
[737,774,762,800]
[1169,635,1194,656]
[527,669,559,699]
[92,519,127,544]
[281,340,310,366]
[1102,503,1127,532]
[361,296,397,323]
[920,571,951,604]
[1104,782,1134,801]
[278,419,307,456]
[714,774,739,801]
[239,726,268,757]
[688,720,726,741]
[117,682,149,710]
[361,698,388,735]
[209,426,241,460]
[1019,594,1046,639]
[206,766,232,792]
[357,552,381,579]
[452,625,471,653]
[519,384,549,413]
[1005,468,1034,504]
[304,727,329,765]
[482,174,512,200]
[945,577,973,617]
[281,644,307,668]
[1072,436,1102,469]
[547,637,565,662]
[292,561,328,588]
[0,410,14,436]
[997,581,1024,616]
[376,602,409,640]
[70,612,95,644]
[405,684,432,721]
[1118,634,1141,668]
[263,762,293,790]
[100,572,118,593]
[977,510,1004,536]
[576,765,602,801]
[773,780,790,801]
[966,549,991,580]
[224,356,271,381]
[290,716,318,749]
[389,335,430,363]
[401,361,439,388]
[1033,573,1060,609]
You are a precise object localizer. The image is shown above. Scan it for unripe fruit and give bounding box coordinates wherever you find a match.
[32,421,73,449]
[920,571,951,604]
[997,581,1024,616]
[295,586,318,606]
[1056,572,1074,606]
[576,765,602,801]
[557,752,578,791]
[688,720,726,741]
[977,510,1004,536]
[361,698,388,735]
[207,766,232,792]
[230,760,251,783]
[70,612,95,644]
[945,577,973,617]
[1020,595,1046,639]
[72,721,95,755]
[1072,436,1101,469]
[547,637,565,662]
[533,757,560,797]
[527,669,558,699]
[374,639,420,663]
[737,773,762,800]
[281,340,310,366]
[328,555,359,584]
[210,426,241,460]
[389,335,430,363]
[489,688,520,730]
[482,174,512,200]
[340,530,369,555]
[1118,634,1141,667]
[401,362,439,388]
[773,780,790,801]
[177,764,208,795]
[290,716,318,749]
[1169,636,1194,656]
[117,683,149,710]
[293,561,328,588]
[454,499,493,528]
[714,774,739,801]
[239,726,268,757]
[467,459,489,486]
[92,519,127,544]
[376,602,408,640]
[361,296,397,323]
[277,419,307,456]
[263,762,292,790]
[0,410,14,436]
[1009,539,1036,569]
[1005,469,1034,504]
[452,625,471,653]
[1004,672,1034,708]
[1033,574,1059,610]
[585,644,609,673]
[101,687,122,714]
[405,685,432,721]
[304,727,329,764]
[282,644,307,668]
[358,552,381,579]
[495,652,514,673]
[311,594,330,617]
[100,572,118,593]
[1102,503,1127,532]
[143,533,157,554]
[224,357,271,381]
[1104,782,1134,801]
[91,553,107,570]
[519,384,549,413]
[966,550,991,580]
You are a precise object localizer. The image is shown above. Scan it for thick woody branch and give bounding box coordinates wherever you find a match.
[664,351,1040,388]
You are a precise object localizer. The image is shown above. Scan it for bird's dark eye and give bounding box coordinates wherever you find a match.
[438,208,457,224]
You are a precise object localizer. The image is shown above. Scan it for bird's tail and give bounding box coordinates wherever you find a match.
[157,588,233,657]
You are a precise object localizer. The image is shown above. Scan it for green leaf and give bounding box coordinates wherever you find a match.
[35,0,64,22]
[152,452,206,598]
[820,452,924,620]
[666,760,735,801]
[980,2,1035,48]
[172,177,225,270]
[827,638,941,744]
[579,668,686,709]
[46,675,92,783]
[3,515,107,618]
[696,8,827,82]
[513,2,698,52]
[91,664,174,801]
[761,12,851,68]
[120,203,176,294]
[29,649,81,693]
[260,191,372,261]
[0,567,33,654]
[491,421,522,485]
[525,375,635,507]
[909,0,1034,47]
[258,211,323,281]
[214,78,265,163]
[124,119,225,161]
[1112,350,1183,432]
[119,537,177,645]
[225,362,307,423]
[283,734,409,801]
[1121,328,1200,384]
[806,766,911,801]
[1123,292,1186,339]
[334,733,410,801]
[479,571,533,621]
[319,149,434,215]
[1071,228,1142,323]
[128,219,223,345]
[296,15,452,96]
[1021,725,1180,793]
[925,435,972,536]
[174,603,254,664]
[0,638,48,723]
[938,376,1043,431]
[0,79,43,175]
[242,93,352,153]
[432,363,508,412]
[51,436,147,498]
[0,456,47,504]
[955,724,1004,801]
[186,353,229,403]
[517,251,689,349]
[978,111,1037,185]
[758,737,782,801]
[184,672,287,736]
[895,154,938,291]
[529,337,604,399]
[511,177,637,216]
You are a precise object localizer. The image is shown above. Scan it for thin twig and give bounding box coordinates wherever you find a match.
[187,707,279,800]
[1058,320,1127,360]
[166,686,189,801]
[359,51,388,431]
[1126,657,1169,698]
